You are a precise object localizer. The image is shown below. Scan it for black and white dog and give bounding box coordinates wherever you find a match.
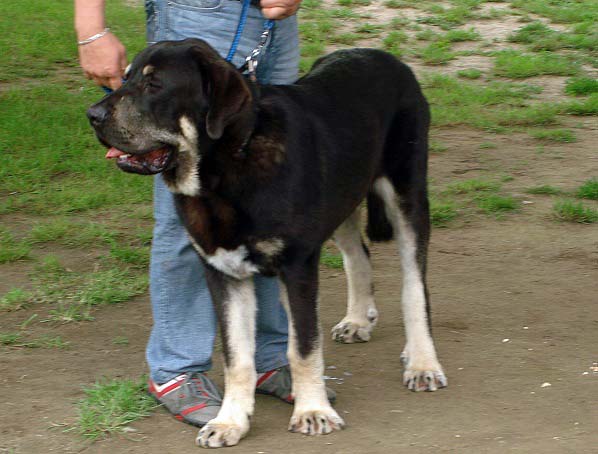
[88,39,446,448]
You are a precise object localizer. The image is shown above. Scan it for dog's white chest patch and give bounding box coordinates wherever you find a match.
[188,236,258,279]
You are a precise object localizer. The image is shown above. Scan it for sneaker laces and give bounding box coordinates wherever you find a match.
[183,373,222,406]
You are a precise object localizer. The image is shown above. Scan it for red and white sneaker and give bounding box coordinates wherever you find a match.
[148,373,222,427]
[149,367,337,427]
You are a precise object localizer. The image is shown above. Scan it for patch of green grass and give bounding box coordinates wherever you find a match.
[444,28,481,42]
[383,31,408,57]
[530,129,577,143]
[388,17,411,29]
[418,2,479,30]
[384,0,413,8]
[423,73,553,130]
[429,141,448,153]
[338,0,371,6]
[553,200,598,223]
[446,179,500,194]
[508,21,598,53]
[28,219,117,247]
[0,85,153,216]
[321,251,344,269]
[476,194,518,214]
[32,257,148,323]
[525,185,562,195]
[0,1,145,81]
[416,29,439,41]
[478,141,497,149]
[78,269,148,306]
[0,332,69,348]
[430,199,458,227]
[75,377,157,440]
[112,336,129,346]
[330,33,361,45]
[109,244,150,268]
[563,93,598,115]
[0,228,30,263]
[0,288,32,311]
[48,303,94,324]
[0,333,21,345]
[576,178,598,200]
[355,23,384,35]
[565,77,598,96]
[494,50,579,78]
[419,42,456,65]
[457,68,483,79]
[510,0,598,24]
[298,18,334,72]
[508,21,563,51]
[497,103,560,127]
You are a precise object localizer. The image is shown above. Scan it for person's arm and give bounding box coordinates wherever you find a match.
[260,0,302,20]
[74,0,127,90]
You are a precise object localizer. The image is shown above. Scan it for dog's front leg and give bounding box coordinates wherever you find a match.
[280,254,345,435]
[196,266,256,448]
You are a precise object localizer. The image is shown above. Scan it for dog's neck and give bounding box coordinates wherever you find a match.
[199,90,286,197]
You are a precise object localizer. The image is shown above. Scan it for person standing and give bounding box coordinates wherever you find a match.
[74,0,334,428]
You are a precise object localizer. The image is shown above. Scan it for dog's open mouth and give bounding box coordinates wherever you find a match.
[105,147,174,175]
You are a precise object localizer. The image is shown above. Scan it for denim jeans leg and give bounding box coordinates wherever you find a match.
[145,0,299,382]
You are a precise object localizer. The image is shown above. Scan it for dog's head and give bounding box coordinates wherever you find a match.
[87,39,253,192]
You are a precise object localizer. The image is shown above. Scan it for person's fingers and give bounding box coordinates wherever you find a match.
[260,0,300,19]
[119,54,128,78]
[96,76,111,88]
[107,76,123,90]
[261,5,298,19]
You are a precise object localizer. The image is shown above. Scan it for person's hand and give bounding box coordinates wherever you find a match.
[260,0,302,20]
[78,32,127,90]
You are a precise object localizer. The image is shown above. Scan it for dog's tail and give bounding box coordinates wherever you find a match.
[366,191,394,242]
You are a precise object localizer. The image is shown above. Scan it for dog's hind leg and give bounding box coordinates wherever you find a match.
[196,270,257,448]
[279,257,345,435]
[373,176,447,392]
[330,209,379,343]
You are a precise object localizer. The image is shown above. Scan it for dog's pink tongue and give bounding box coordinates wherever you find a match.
[105,147,126,159]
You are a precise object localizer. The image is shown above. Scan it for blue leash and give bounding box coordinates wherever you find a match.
[102,0,273,93]
[226,0,274,63]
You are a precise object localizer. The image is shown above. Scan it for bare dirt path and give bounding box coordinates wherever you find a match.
[2,127,597,453]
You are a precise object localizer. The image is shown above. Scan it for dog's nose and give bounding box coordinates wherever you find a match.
[87,104,109,126]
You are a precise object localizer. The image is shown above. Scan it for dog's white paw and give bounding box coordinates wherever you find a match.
[331,308,378,343]
[401,350,447,392]
[288,407,345,435]
[195,420,248,448]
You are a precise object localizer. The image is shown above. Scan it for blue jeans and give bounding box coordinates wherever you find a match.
[145,0,299,383]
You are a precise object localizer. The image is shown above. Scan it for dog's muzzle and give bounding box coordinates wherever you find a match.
[105,147,174,175]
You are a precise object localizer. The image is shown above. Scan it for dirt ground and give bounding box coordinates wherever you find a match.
[1,123,597,453]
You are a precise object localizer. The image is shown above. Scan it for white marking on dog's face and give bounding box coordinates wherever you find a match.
[162,116,201,196]
[142,64,154,76]
[124,64,132,78]
[254,238,285,257]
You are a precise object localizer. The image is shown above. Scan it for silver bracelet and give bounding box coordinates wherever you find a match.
[78,27,111,46]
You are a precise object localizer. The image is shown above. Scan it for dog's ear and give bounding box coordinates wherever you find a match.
[204,60,252,140]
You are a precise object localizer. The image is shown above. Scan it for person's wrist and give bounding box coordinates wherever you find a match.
[75,21,106,41]
[78,27,111,46]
